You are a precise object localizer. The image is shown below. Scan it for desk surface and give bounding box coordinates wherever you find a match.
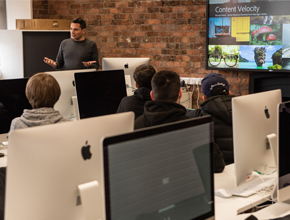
[215,164,273,220]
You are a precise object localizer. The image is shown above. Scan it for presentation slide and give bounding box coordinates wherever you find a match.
[207,1,290,71]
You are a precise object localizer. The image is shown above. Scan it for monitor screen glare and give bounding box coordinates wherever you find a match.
[103,117,215,220]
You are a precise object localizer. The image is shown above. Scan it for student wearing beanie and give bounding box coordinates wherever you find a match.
[187,73,235,165]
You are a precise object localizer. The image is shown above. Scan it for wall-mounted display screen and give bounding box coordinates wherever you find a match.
[206,0,290,72]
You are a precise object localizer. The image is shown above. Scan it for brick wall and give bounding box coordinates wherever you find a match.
[33,0,250,109]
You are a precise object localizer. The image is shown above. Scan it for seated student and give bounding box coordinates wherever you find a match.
[186,73,234,165]
[135,70,225,173]
[117,64,156,119]
[10,72,70,131]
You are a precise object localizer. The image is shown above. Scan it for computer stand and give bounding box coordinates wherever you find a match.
[267,133,278,201]
[72,96,80,121]
[78,180,103,220]
[267,133,278,167]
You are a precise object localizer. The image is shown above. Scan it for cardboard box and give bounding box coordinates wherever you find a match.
[16,19,71,30]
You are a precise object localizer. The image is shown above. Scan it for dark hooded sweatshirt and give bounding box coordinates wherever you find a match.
[135,100,225,173]
[117,87,152,119]
[134,100,189,129]
[187,95,234,165]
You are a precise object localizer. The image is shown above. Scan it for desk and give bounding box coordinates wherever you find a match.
[215,164,272,220]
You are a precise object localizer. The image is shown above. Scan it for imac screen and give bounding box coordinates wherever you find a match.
[46,69,96,120]
[5,112,135,220]
[233,89,281,187]
[278,101,290,203]
[102,57,150,89]
[74,70,127,119]
[0,78,32,135]
[103,116,215,220]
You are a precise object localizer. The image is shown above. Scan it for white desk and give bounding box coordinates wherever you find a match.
[215,164,273,220]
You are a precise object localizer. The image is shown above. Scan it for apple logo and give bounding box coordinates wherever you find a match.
[81,141,92,160]
[124,63,129,68]
[264,106,270,119]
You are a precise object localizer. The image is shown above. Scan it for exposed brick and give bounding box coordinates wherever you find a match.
[160,8,173,13]
[162,49,175,55]
[147,32,159,37]
[33,0,251,97]
[110,8,121,14]
[140,43,153,48]
[104,2,116,8]
[140,26,153,31]
[148,19,160,25]
[137,49,150,54]
[153,43,167,48]
[122,8,134,13]
[162,1,181,6]
[148,7,159,13]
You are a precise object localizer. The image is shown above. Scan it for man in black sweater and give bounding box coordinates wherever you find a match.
[117,64,156,119]
[187,73,234,165]
[135,70,225,172]
[43,18,99,70]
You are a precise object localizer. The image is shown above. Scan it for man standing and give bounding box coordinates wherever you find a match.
[44,18,99,70]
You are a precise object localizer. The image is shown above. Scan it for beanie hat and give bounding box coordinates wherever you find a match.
[201,73,229,97]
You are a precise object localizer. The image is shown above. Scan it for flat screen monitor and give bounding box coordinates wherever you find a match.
[74,70,127,119]
[233,89,281,187]
[0,78,32,141]
[102,57,150,89]
[102,116,215,220]
[5,112,135,220]
[46,68,96,120]
[277,101,290,203]
[206,1,290,72]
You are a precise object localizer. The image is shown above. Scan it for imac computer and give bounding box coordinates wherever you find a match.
[102,57,150,91]
[74,70,127,119]
[102,116,215,220]
[278,101,290,203]
[46,69,96,120]
[233,89,282,188]
[0,78,32,142]
[5,112,134,220]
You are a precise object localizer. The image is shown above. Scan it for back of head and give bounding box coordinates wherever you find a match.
[201,73,229,98]
[71,18,86,29]
[26,72,61,109]
[133,64,156,89]
[152,70,180,102]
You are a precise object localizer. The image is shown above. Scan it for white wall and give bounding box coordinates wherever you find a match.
[0,30,23,79]
[6,0,32,30]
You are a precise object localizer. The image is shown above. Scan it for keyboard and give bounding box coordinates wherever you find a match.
[231,178,276,197]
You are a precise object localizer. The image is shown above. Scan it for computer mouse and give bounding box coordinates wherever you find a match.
[215,189,232,198]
